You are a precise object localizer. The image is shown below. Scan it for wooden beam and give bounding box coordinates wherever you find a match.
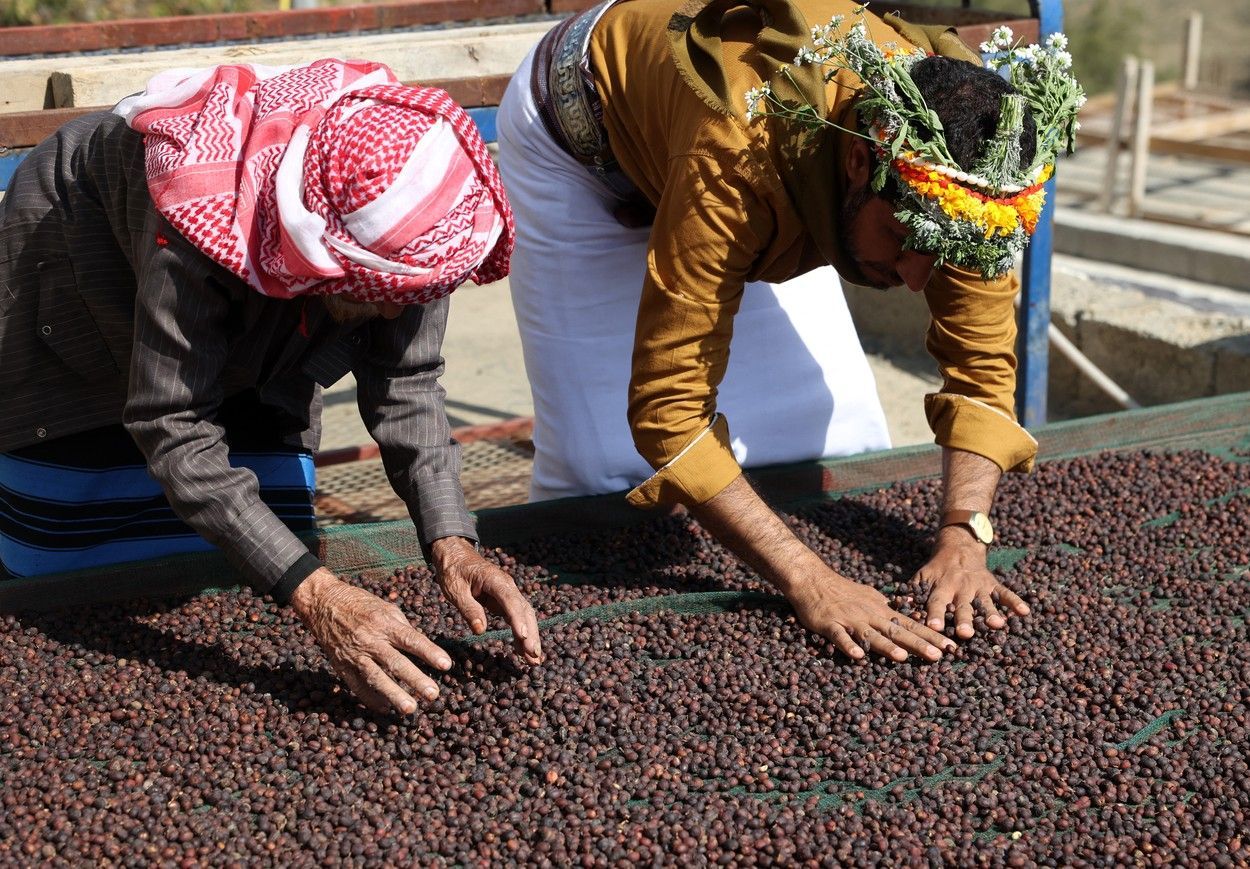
[0,0,544,57]
[1182,12,1203,91]
[0,74,514,150]
[1128,60,1155,217]
[38,24,547,110]
[1149,136,1250,166]
[0,107,88,150]
[1149,106,1250,142]
[1100,56,1138,213]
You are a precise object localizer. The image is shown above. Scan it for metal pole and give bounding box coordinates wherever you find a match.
[1016,0,1065,428]
[1048,323,1140,409]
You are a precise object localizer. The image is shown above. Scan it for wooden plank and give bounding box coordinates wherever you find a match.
[0,74,513,150]
[0,0,544,57]
[1099,56,1138,213]
[1128,60,1155,217]
[1183,12,1203,91]
[0,107,86,149]
[1149,136,1250,165]
[1150,106,1250,142]
[40,25,547,110]
[0,20,549,113]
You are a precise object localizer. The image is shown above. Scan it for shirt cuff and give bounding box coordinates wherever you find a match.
[627,414,742,508]
[406,473,478,561]
[269,551,323,606]
[925,392,1038,473]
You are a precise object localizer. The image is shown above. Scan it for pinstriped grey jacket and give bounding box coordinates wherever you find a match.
[0,111,476,595]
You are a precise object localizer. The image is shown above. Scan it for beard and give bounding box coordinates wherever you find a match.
[322,294,382,324]
[839,182,878,285]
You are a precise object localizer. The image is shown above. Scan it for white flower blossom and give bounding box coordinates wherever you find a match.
[743,84,772,122]
[1012,46,1041,65]
[794,47,823,66]
[1045,32,1069,51]
[980,25,1014,54]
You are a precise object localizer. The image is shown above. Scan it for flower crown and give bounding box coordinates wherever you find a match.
[745,7,1086,280]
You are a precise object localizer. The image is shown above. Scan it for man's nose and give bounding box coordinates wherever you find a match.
[899,254,937,293]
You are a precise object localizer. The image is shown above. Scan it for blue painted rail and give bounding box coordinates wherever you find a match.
[1017,0,1065,429]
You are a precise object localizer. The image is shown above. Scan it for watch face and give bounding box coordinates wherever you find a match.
[969,512,994,544]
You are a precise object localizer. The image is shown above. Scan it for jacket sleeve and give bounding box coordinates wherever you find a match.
[123,213,321,599]
[625,152,777,508]
[354,297,476,551]
[922,264,1038,473]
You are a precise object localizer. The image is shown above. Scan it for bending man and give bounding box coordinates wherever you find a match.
[497,1,1082,660]
[0,59,541,714]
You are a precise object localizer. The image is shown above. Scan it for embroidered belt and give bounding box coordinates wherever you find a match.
[531,0,641,202]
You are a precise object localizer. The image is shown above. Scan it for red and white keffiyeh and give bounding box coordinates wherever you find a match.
[113,59,514,304]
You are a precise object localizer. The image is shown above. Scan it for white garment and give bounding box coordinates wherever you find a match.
[497,48,891,501]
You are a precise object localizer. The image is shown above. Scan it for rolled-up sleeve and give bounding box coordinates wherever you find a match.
[922,265,1038,473]
[355,298,476,549]
[625,153,775,509]
[123,215,320,595]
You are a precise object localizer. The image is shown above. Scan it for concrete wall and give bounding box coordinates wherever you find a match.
[843,258,1250,421]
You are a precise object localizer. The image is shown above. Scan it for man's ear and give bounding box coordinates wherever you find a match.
[846,139,873,188]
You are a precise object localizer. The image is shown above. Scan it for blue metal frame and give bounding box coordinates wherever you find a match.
[1016,0,1065,428]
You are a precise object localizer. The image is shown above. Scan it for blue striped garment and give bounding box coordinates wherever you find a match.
[0,445,315,578]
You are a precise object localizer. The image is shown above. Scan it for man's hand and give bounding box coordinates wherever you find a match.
[691,474,952,663]
[290,567,453,716]
[916,527,1030,639]
[787,571,956,662]
[430,537,543,665]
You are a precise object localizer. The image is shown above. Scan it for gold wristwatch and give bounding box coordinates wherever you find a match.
[940,510,994,545]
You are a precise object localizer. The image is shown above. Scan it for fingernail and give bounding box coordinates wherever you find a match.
[929,619,942,629]
[438,657,452,670]
[401,701,416,715]
[424,687,438,701]
[472,620,486,633]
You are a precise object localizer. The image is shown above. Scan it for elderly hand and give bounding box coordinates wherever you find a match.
[915,527,1030,639]
[290,567,453,715]
[430,536,543,665]
[786,569,956,663]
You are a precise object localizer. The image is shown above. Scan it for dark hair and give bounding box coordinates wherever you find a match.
[909,55,1037,170]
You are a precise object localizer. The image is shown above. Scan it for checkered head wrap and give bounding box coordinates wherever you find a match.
[114,59,514,303]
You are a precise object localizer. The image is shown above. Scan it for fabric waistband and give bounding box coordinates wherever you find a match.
[531,0,641,202]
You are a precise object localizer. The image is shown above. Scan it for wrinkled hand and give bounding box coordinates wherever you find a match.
[916,528,1030,639]
[431,537,543,665]
[786,568,955,663]
[290,567,452,716]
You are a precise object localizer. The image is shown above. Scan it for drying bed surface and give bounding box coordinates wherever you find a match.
[1,449,1248,865]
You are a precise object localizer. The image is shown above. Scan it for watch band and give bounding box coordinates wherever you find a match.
[940,509,994,544]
